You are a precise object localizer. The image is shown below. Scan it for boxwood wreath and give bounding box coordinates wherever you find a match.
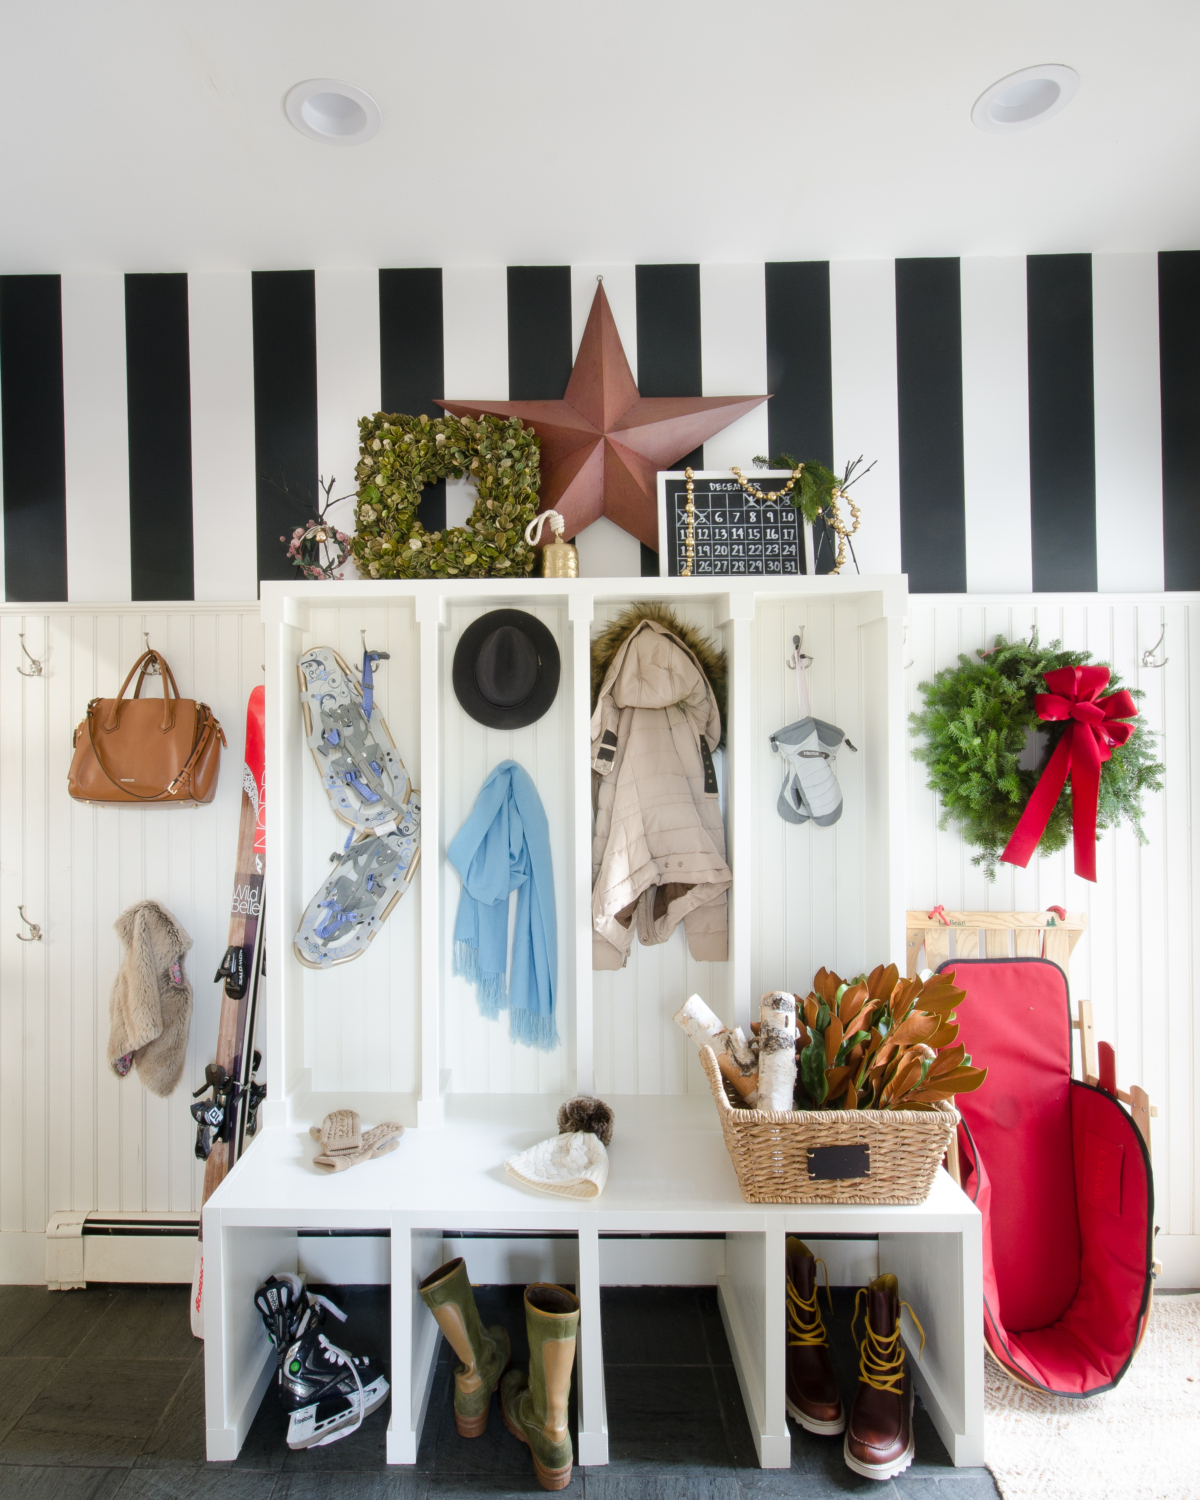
[910,634,1164,879]
[351,411,541,580]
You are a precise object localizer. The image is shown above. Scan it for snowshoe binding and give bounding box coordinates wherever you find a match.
[293,801,421,969]
[298,647,413,835]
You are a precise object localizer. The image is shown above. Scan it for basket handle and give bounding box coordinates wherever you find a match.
[699,1045,735,1115]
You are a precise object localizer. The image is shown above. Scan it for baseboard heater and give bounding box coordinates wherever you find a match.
[46,1212,201,1289]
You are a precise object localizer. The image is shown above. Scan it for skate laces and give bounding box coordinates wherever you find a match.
[316,1332,366,1443]
[787,1258,833,1348]
[852,1289,925,1394]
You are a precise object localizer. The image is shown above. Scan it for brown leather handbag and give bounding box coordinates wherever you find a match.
[68,649,227,806]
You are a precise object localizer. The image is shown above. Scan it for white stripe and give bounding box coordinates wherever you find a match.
[315,268,380,548]
[1092,252,1164,592]
[60,274,131,601]
[570,265,638,382]
[960,257,1032,593]
[442,266,508,399]
[699,263,769,471]
[188,272,257,601]
[828,260,901,574]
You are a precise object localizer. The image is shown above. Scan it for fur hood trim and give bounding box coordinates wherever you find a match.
[114,900,193,956]
[590,602,727,745]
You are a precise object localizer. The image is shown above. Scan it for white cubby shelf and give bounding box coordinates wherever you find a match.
[204,573,983,1474]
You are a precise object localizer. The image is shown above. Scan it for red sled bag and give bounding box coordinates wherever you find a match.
[942,957,1154,1396]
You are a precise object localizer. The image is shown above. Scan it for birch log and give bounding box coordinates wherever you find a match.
[674,996,761,1106]
[673,994,727,1049]
[758,991,798,1111]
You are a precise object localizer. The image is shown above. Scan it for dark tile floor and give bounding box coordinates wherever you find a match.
[0,1281,999,1499]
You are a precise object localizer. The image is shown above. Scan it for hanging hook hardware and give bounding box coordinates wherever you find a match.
[786,630,813,672]
[141,631,161,674]
[16,906,42,942]
[902,622,914,671]
[16,633,43,677]
[360,629,389,664]
[1141,625,1168,669]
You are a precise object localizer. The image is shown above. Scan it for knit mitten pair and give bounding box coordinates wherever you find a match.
[292,648,421,970]
[309,1109,403,1172]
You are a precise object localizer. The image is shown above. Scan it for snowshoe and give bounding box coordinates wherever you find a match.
[293,806,421,970]
[278,1303,389,1449]
[298,647,413,835]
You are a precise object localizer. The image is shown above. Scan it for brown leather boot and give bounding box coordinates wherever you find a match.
[785,1237,844,1435]
[843,1273,924,1481]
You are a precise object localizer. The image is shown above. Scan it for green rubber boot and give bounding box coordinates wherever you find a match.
[418,1257,511,1438]
[500,1283,580,1492]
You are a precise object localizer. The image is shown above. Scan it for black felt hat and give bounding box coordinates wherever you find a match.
[452,609,560,730]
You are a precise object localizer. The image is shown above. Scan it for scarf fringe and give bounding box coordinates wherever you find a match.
[453,940,507,1019]
[508,1006,558,1052]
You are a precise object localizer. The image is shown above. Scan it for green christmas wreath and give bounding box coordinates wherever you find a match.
[350,411,541,580]
[910,634,1164,879]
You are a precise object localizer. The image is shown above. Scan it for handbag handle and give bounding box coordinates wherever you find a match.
[102,649,179,734]
[84,702,225,802]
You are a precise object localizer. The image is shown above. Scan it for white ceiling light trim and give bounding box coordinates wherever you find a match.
[284,78,382,146]
[972,64,1080,133]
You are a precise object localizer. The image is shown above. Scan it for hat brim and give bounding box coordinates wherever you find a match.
[452,609,561,730]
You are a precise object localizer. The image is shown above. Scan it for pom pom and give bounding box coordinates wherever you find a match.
[557,1095,614,1146]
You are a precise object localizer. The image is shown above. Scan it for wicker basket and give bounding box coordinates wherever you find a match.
[700,1045,958,1204]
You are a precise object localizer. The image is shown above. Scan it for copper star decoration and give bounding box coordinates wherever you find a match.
[437,282,769,551]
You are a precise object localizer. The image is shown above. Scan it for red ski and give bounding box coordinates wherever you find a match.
[191,684,266,1337]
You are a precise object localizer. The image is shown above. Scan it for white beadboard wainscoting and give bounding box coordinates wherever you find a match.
[0,594,1196,1287]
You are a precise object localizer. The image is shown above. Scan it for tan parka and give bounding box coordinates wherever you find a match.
[590,618,731,969]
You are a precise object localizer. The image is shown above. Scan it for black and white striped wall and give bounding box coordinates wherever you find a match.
[1,255,1197,602]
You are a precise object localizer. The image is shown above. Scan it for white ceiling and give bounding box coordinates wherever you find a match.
[3,0,1198,272]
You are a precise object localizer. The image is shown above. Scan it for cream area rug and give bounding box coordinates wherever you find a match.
[984,1293,1200,1500]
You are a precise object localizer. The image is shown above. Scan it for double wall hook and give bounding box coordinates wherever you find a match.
[1141,625,1168,669]
[16,906,42,942]
[17,633,43,677]
[141,631,161,674]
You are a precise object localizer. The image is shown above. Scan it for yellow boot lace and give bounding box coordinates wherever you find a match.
[787,1257,833,1348]
[851,1287,926,1393]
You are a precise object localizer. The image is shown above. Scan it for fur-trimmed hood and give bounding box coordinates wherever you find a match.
[590,602,727,746]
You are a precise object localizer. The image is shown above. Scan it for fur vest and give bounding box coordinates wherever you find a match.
[107,900,193,1098]
[590,612,731,970]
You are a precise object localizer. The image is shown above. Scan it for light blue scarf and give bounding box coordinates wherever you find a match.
[448,760,558,1051]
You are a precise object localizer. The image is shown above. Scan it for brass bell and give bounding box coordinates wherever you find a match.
[525,510,579,578]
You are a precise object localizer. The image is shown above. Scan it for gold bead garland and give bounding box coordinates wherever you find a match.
[728,464,804,504]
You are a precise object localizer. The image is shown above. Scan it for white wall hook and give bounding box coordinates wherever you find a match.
[1141,625,1168,669]
[16,906,42,942]
[17,633,43,677]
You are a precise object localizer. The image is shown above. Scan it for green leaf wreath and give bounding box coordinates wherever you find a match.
[910,634,1164,879]
[350,411,541,580]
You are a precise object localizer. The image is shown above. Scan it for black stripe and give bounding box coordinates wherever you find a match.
[0,276,67,601]
[1026,254,1097,591]
[635,264,703,572]
[1158,251,1200,590]
[252,271,318,585]
[125,274,193,600]
[766,261,835,574]
[380,267,446,530]
[895,258,967,593]
[507,267,572,399]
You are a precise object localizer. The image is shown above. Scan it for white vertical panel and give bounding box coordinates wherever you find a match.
[315,269,380,546]
[442,267,508,399]
[699,264,770,471]
[188,272,258,601]
[1092,253,1164,593]
[60,274,131,602]
[828,261,902,576]
[570,266,637,381]
[959,258,1032,594]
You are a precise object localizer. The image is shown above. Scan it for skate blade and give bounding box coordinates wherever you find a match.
[286,1374,390,1449]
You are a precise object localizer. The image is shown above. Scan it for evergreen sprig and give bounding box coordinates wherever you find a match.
[909,634,1164,879]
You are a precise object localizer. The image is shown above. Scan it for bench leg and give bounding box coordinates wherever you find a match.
[718,1226,790,1468]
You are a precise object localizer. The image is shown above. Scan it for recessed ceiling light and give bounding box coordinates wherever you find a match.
[284,79,382,146]
[972,64,1079,133]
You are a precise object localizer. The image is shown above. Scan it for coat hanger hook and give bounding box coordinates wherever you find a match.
[1141,625,1168,669]
[16,905,42,942]
[16,633,43,677]
[142,630,160,674]
[786,629,812,671]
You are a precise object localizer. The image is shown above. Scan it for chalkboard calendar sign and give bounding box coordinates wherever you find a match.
[655,471,809,578]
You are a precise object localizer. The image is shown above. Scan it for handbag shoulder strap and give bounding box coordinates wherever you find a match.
[85,700,225,802]
[103,649,178,733]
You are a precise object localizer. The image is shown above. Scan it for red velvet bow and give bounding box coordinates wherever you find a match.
[1001,666,1137,882]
